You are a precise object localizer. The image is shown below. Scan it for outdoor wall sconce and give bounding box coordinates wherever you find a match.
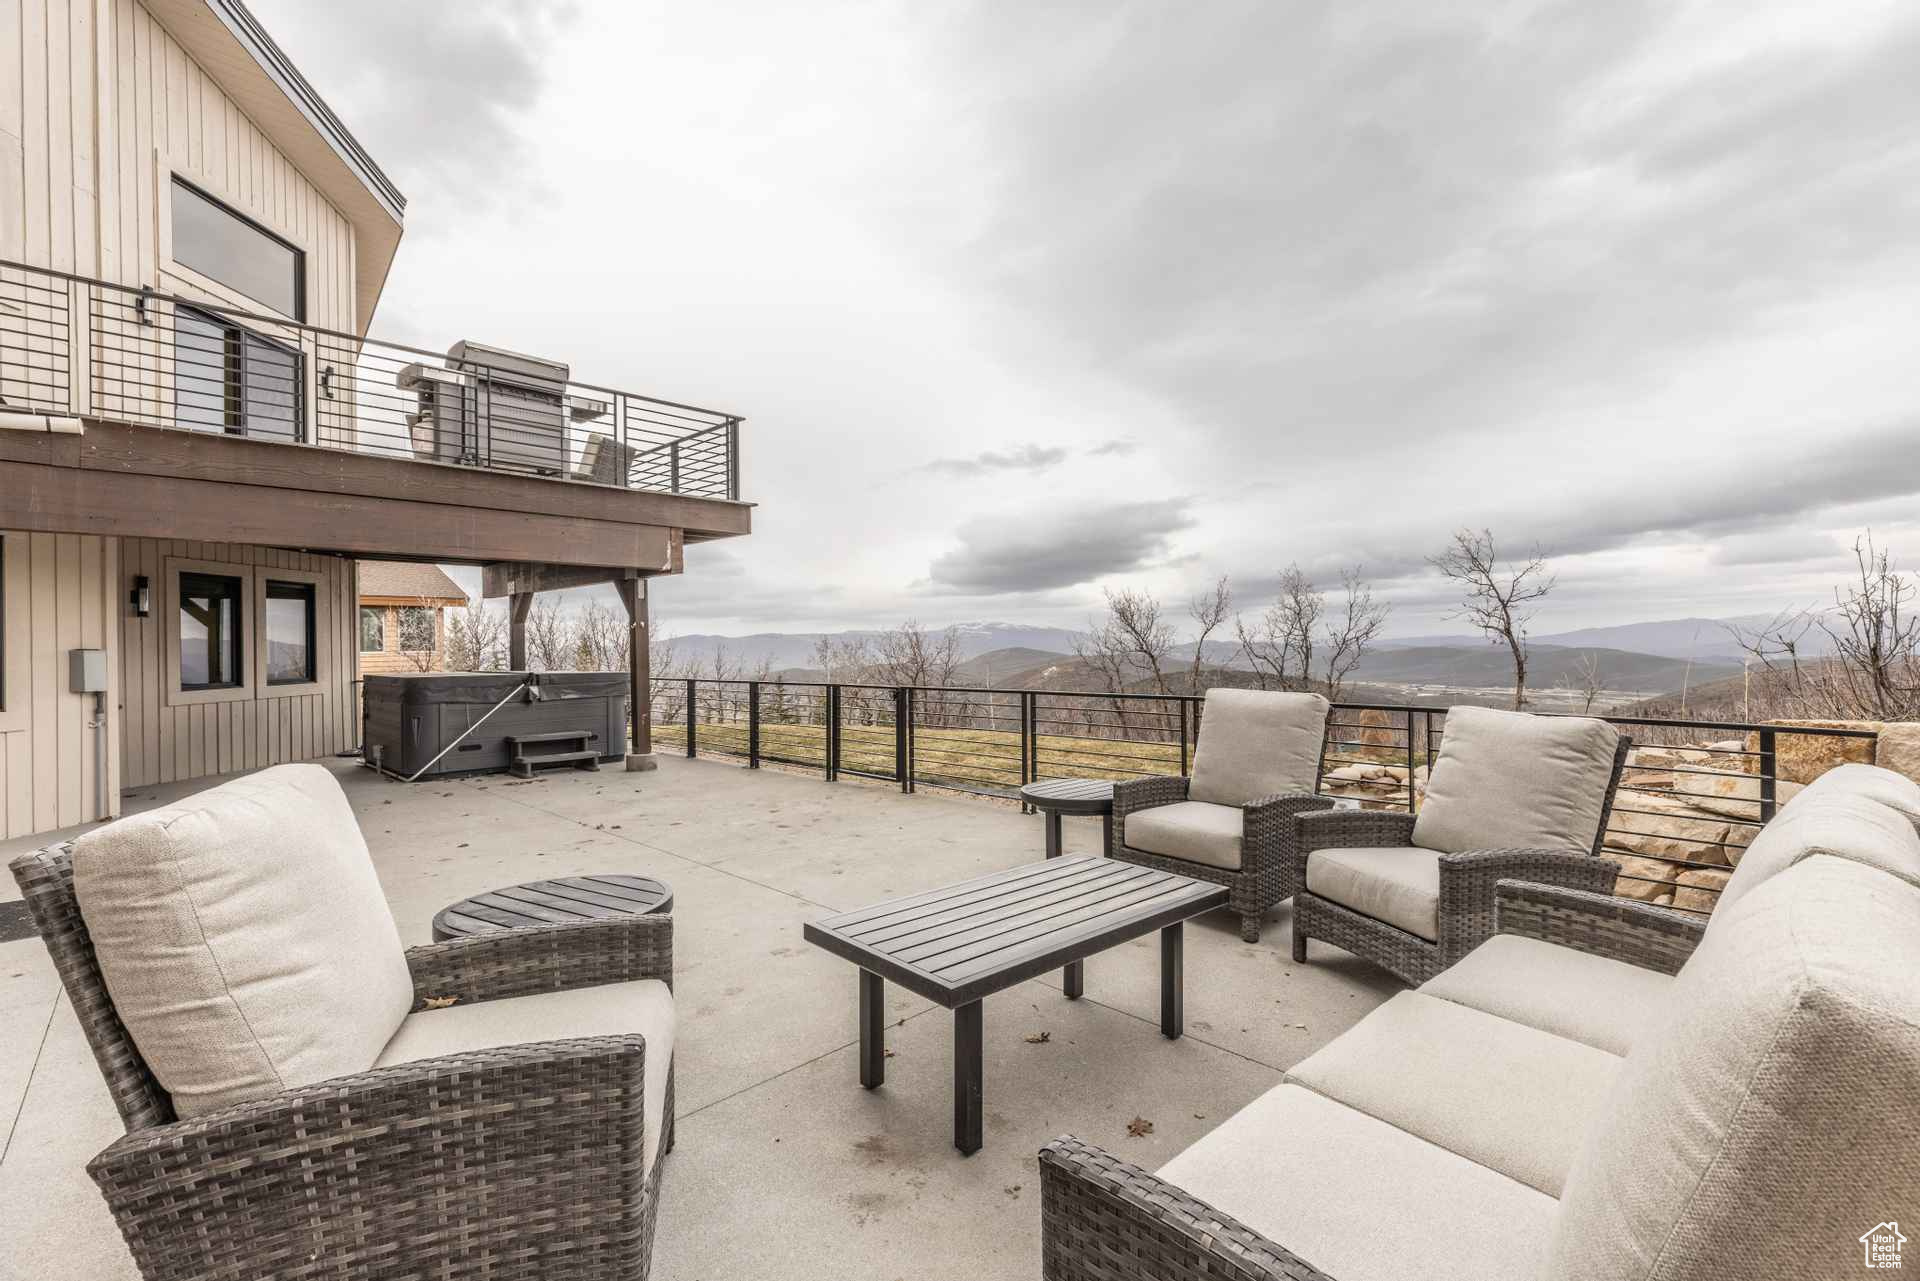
[321,365,335,399]
[129,575,151,617]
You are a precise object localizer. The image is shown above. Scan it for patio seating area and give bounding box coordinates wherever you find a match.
[0,753,1403,1281]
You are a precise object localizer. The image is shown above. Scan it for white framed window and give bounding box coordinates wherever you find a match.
[360,606,386,653]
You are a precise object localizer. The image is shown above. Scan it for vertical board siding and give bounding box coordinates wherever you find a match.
[1,0,357,330]
[115,537,356,793]
[0,530,117,838]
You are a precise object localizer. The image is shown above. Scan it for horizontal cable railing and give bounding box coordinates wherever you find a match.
[0,258,742,499]
[653,679,1882,915]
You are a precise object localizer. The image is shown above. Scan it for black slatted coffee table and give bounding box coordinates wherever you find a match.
[1019,777,1115,857]
[804,856,1228,1154]
[432,874,674,941]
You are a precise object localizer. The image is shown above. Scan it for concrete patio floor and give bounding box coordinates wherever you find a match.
[0,754,1401,1280]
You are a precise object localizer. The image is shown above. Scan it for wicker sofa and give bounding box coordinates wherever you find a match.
[8,763,674,1281]
[1111,689,1335,942]
[1041,762,1920,1281]
[1292,706,1630,984]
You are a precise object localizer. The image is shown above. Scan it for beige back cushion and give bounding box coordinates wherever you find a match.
[1793,761,1920,834]
[73,764,414,1118]
[1411,706,1619,854]
[1716,791,1920,914]
[1547,854,1920,1281]
[1188,689,1328,807]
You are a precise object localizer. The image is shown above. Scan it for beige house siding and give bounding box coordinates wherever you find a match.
[118,536,356,790]
[0,0,358,321]
[0,530,121,837]
[357,600,451,675]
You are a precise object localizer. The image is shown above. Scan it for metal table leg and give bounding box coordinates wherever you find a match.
[1161,923,1183,1038]
[1044,809,1063,858]
[860,969,884,1088]
[1101,812,1113,856]
[1063,957,1084,999]
[954,1001,983,1154]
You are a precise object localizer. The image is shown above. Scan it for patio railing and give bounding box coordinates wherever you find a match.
[650,679,1881,914]
[0,258,742,498]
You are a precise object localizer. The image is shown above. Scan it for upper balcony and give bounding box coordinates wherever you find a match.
[0,258,741,503]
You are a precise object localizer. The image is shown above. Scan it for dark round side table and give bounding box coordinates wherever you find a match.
[1019,778,1115,858]
[432,873,675,941]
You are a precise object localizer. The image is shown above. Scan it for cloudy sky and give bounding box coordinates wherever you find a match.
[252,0,1920,639]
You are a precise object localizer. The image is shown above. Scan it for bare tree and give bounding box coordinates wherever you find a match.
[572,599,629,672]
[1321,568,1391,702]
[809,634,873,683]
[872,620,963,689]
[522,597,575,672]
[1429,529,1555,709]
[396,600,443,672]
[1730,533,1920,721]
[1557,651,1606,715]
[1104,587,1175,695]
[1186,577,1232,694]
[1234,565,1322,692]
[443,599,506,672]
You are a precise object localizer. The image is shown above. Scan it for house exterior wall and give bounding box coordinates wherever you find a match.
[0,529,121,837]
[356,601,449,675]
[0,0,358,324]
[117,536,356,790]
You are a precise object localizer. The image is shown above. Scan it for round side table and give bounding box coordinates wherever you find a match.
[1018,778,1115,858]
[432,873,674,941]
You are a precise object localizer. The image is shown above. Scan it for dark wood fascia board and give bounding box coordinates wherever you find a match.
[359,595,470,608]
[0,418,751,540]
[0,459,676,571]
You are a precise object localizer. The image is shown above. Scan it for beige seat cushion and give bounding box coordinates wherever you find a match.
[1124,800,1243,869]
[1287,991,1621,1196]
[1716,791,1920,914]
[1305,846,1440,940]
[1158,1082,1556,1281]
[1412,706,1620,855]
[1549,856,1920,1280]
[1794,761,1920,833]
[72,764,413,1119]
[1188,689,1328,807]
[377,978,675,1173]
[1421,933,1675,1055]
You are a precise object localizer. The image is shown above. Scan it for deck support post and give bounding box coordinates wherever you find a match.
[508,591,532,670]
[615,575,652,759]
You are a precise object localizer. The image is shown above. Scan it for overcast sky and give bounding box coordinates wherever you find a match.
[252,0,1920,639]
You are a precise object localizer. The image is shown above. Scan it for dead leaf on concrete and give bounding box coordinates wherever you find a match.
[1126,1116,1154,1138]
[421,995,459,1010]
[1023,1031,1051,1044]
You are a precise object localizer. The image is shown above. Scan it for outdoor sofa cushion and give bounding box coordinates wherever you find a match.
[377,978,676,1173]
[1123,800,1243,869]
[1187,688,1328,807]
[1548,854,1920,1280]
[1303,846,1440,940]
[1157,1082,1556,1281]
[71,763,413,1118]
[1714,788,1920,913]
[1411,706,1619,855]
[1419,933,1675,1055]
[1792,760,1920,834]
[1286,991,1621,1197]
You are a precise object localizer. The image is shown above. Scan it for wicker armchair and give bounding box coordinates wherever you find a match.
[1291,715,1630,984]
[1111,690,1335,942]
[10,842,675,1281]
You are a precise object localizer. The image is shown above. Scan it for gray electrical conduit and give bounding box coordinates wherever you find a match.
[369,680,532,782]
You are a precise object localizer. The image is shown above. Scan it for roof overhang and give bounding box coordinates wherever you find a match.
[143,0,406,333]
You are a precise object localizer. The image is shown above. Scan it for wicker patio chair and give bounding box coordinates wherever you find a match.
[1290,706,1629,984]
[1111,689,1335,942]
[8,784,674,1281]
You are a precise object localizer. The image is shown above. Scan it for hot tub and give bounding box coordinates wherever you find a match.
[362,671,627,779]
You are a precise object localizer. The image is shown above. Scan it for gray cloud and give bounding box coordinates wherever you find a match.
[926,498,1194,595]
[921,443,1069,476]
[1087,439,1137,457]
[248,0,579,213]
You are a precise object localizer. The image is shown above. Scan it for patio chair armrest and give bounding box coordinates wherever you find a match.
[406,913,673,1009]
[1242,792,1337,869]
[1112,775,1190,826]
[1494,879,1707,975]
[1437,847,1618,911]
[1295,807,1417,851]
[88,1036,654,1281]
[1039,1136,1336,1281]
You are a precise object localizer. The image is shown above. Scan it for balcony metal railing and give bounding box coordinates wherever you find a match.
[647,679,1882,914]
[0,258,742,499]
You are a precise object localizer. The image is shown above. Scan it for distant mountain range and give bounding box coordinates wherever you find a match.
[665,614,1789,699]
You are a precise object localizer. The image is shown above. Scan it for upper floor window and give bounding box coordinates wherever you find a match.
[170,178,305,320]
[176,305,304,442]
